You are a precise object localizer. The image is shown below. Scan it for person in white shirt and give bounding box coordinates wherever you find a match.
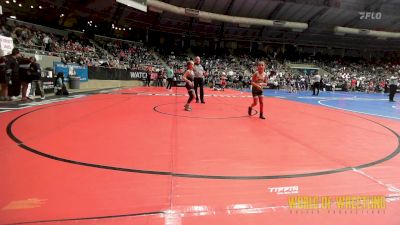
[43,35,51,52]
[312,72,321,96]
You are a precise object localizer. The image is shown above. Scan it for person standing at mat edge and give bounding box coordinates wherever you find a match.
[389,76,398,102]
[6,48,21,100]
[183,61,195,111]
[248,61,268,119]
[0,57,8,101]
[146,66,152,87]
[312,71,321,96]
[194,56,205,103]
[166,62,174,90]
[29,57,45,100]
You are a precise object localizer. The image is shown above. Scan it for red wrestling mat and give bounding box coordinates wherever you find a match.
[0,87,399,224]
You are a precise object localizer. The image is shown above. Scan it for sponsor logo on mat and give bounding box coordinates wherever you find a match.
[268,186,299,195]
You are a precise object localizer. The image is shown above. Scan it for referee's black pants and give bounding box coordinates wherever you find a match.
[389,84,397,101]
[312,82,320,96]
[194,77,205,102]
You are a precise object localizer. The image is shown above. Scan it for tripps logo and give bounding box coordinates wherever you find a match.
[268,186,299,195]
[359,12,382,20]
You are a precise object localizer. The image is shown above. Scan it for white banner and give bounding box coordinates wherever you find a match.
[0,35,13,56]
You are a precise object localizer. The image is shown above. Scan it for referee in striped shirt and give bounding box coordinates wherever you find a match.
[193,56,205,103]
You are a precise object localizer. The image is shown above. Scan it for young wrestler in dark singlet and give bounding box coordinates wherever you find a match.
[183,61,195,111]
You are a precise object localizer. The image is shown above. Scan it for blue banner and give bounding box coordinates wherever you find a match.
[53,62,88,82]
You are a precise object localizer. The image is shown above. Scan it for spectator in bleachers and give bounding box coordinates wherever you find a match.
[54,72,68,95]
[4,19,400,94]
[0,57,9,101]
[6,48,21,100]
[43,35,52,52]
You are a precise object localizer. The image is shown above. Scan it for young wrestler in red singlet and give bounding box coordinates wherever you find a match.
[248,61,268,119]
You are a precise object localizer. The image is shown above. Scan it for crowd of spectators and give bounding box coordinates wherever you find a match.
[0,18,398,94]
[285,53,400,92]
